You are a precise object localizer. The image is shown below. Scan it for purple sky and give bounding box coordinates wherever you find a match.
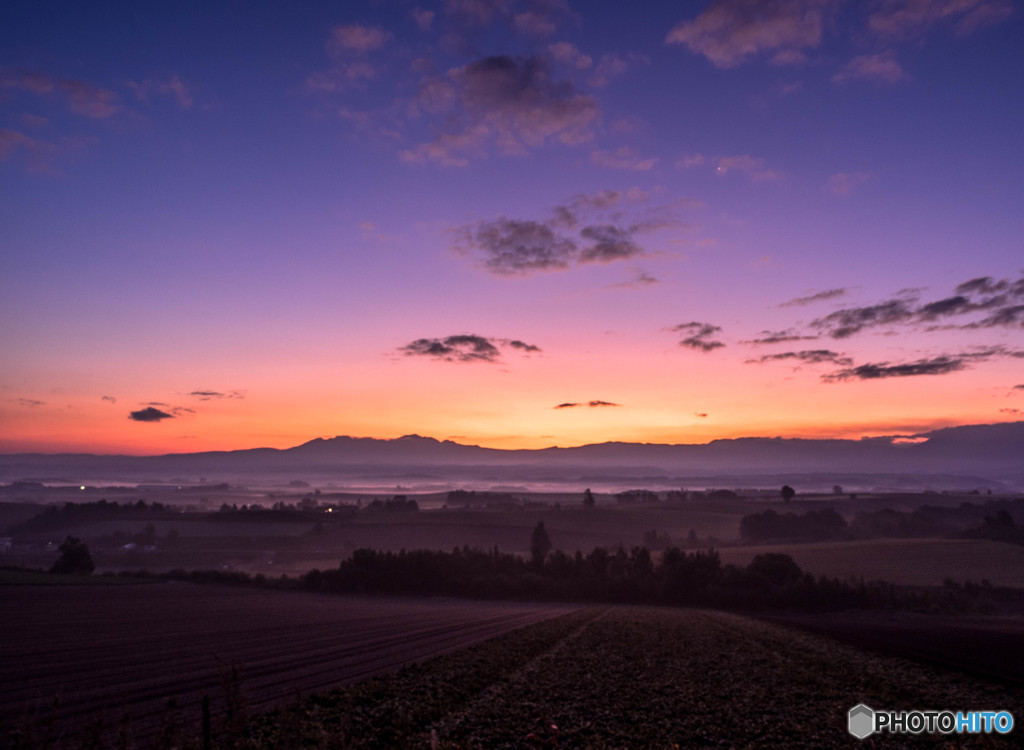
[1,0,1022,454]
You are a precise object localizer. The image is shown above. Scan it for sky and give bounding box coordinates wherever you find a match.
[1,0,1022,455]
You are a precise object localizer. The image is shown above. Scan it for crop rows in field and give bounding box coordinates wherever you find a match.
[250,607,1024,749]
[1,583,578,746]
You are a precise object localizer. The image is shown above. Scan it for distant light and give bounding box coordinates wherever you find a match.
[80,486,85,490]
[326,508,333,513]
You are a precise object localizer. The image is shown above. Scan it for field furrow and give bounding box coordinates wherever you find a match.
[1,583,579,744]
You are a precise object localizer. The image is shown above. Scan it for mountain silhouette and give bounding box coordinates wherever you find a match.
[1,422,1022,489]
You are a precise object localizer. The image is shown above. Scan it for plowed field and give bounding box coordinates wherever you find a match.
[0,583,578,743]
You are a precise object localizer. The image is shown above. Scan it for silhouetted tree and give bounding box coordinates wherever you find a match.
[138,522,157,546]
[50,536,94,575]
[582,488,595,508]
[530,521,552,567]
[780,485,796,503]
[747,553,802,586]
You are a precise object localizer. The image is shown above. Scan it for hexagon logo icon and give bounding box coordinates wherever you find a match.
[848,704,875,739]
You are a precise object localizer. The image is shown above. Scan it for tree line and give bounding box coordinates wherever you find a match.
[298,544,931,612]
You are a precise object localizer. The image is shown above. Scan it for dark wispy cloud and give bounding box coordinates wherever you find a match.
[824,355,966,381]
[608,269,659,290]
[460,218,578,274]
[746,349,852,366]
[578,224,644,264]
[554,400,621,409]
[101,395,117,403]
[666,0,838,68]
[823,347,1024,382]
[672,322,725,352]
[189,390,245,401]
[129,407,174,422]
[812,296,917,338]
[401,54,600,166]
[744,329,818,345]
[780,288,847,307]
[400,334,541,363]
[1014,384,1024,391]
[12,398,46,407]
[811,273,1024,338]
[695,412,709,418]
[1001,408,1023,416]
[507,339,541,352]
[455,189,684,276]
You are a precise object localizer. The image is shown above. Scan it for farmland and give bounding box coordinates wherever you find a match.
[717,538,1024,587]
[0,582,578,746]
[245,606,1024,748]
[7,487,1022,587]
[5,577,1024,748]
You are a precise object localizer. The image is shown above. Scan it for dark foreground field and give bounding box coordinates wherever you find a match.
[5,584,1024,748]
[247,607,1024,749]
[0,583,577,746]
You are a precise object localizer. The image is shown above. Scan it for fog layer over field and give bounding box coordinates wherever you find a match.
[2,421,1024,493]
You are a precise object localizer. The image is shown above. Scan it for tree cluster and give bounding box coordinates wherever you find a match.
[445,490,520,507]
[299,544,903,611]
[49,536,95,575]
[11,499,171,534]
[739,508,848,542]
[365,495,419,512]
[614,489,660,504]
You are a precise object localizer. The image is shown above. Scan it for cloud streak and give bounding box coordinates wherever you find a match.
[868,0,1014,40]
[554,400,621,409]
[677,152,783,181]
[454,190,684,276]
[747,349,852,366]
[400,334,541,363]
[672,322,725,352]
[823,347,1024,382]
[811,273,1024,338]
[780,288,848,307]
[189,390,244,401]
[666,0,837,69]
[401,55,600,166]
[129,407,174,422]
[0,67,121,118]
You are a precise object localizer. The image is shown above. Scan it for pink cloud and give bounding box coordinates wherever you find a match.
[679,153,783,181]
[591,147,658,171]
[0,67,121,118]
[548,42,592,70]
[410,8,435,31]
[328,25,392,55]
[0,129,33,159]
[827,171,871,195]
[128,74,194,108]
[666,0,838,69]
[869,0,1014,39]
[832,51,910,84]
